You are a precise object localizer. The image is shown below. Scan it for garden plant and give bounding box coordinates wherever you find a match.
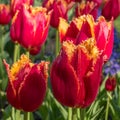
[0,0,120,120]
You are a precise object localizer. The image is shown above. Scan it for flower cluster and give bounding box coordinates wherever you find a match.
[1,0,117,114]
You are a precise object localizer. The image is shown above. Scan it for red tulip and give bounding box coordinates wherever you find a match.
[10,0,34,16]
[105,77,116,91]
[51,39,103,107]
[87,0,102,6]
[75,1,98,20]
[59,15,114,61]
[101,0,120,20]
[10,4,51,55]
[0,4,11,25]
[74,0,82,2]
[3,54,49,112]
[43,0,74,28]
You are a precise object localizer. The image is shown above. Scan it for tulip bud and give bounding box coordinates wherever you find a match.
[105,77,116,91]
[0,4,11,25]
[3,54,49,112]
[101,0,120,20]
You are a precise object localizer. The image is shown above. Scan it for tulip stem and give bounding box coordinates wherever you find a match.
[68,107,72,120]
[0,26,4,55]
[80,108,85,120]
[77,108,80,119]
[55,29,60,57]
[26,50,30,58]
[105,92,111,120]
[13,43,20,62]
[12,107,16,120]
[24,112,30,120]
[72,108,78,120]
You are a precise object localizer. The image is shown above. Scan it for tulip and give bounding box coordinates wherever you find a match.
[58,15,114,61]
[10,4,51,55]
[105,77,116,91]
[3,54,49,112]
[101,0,120,20]
[87,0,102,6]
[75,1,98,20]
[50,39,103,107]
[0,4,11,25]
[74,0,82,2]
[10,0,34,16]
[43,0,74,28]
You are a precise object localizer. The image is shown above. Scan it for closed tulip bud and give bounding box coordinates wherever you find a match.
[10,0,34,16]
[43,0,73,28]
[101,0,120,20]
[51,38,103,108]
[10,4,51,55]
[3,54,49,112]
[0,4,11,25]
[105,77,116,91]
[59,15,114,62]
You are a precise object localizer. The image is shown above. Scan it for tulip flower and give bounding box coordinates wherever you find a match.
[43,0,74,28]
[3,54,49,112]
[50,39,103,107]
[0,4,11,25]
[74,0,82,2]
[101,0,120,20]
[58,15,114,61]
[87,0,102,6]
[75,1,98,20]
[10,4,51,55]
[105,77,116,91]
[10,0,34,16]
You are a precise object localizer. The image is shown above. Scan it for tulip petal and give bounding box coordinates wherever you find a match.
[51,56,81,107]
[18,65,47,111]
[81,56,103,107]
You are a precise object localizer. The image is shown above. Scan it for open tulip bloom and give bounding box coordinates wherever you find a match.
[3,54,49,112]
[51,39,103,108]
[10,4,52,55]
[59,15,114,62]
[51,14,114,108]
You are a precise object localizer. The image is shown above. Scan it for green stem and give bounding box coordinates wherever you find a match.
[68,107,72,120]
[41,44,45,59]
[12,107,16,120]
[0,26,4,55]
[13,43,20,62]
[105,92,110,120]
[77,108,80,119]
[80,108,85,120]
[72,108,78,120]
[26,50,30,58]
[24,112,30,120]
[118,86,120,106]
[12,43,20,120]
[55,29,60,57]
